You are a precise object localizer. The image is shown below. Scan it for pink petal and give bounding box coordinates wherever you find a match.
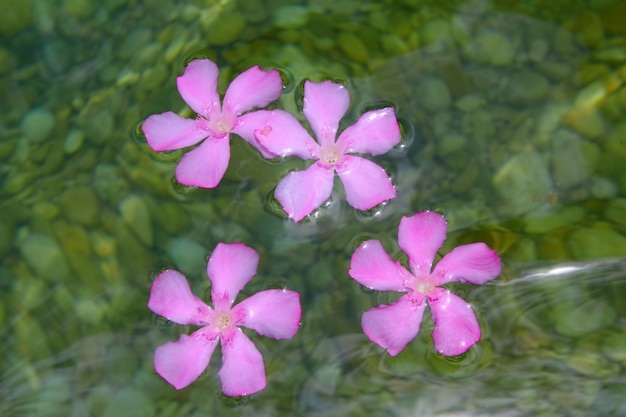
[207,243,259,307]
[153,327,219,390]
[303,80,349,146]
[232,289,301,339]
[223,66,282,115]
[174,136,230,188]
[398,211,447,277]
[361,294,425,356]
[251,109,319,159]
[218,327,266,396]
[148,270,213,325]
[428,288,481,356]
[176,59,221,117]
[336,107,401,156]
[348,240,408,291]
[336,155,396,210]
[432,242,502,286]
[231,110,277,158]
[274,163,335,222]
[142,112,208,151]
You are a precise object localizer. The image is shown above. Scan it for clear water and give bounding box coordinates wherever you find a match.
[2,0,626,416]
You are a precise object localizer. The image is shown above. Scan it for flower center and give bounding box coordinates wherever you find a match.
[319,143,343,166]
[409,273,436,296]
[214,311,232,331]
[414,280,435,294]
[207,112,234,138]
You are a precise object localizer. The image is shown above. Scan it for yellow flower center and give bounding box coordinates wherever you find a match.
[414,279,435,295]
[320,143,342,166]
[214,312,232,331]
[211,113,232,134]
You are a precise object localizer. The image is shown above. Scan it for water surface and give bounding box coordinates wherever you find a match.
[1,0,626,415]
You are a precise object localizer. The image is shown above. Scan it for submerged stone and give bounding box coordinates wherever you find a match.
[53,220,104,285]
[492,151,553,216]
[0,47,18,75]
[455,94,485,112]
[568,11,604,47]
[601,332,626,362]
[207,12,245,46]
[575,79,606,107]
[119,194,153,247]
[19,232,70,282]
[590,177,618,199]
[0,216,16,258]
[525,205,586,234]
[562,105,606,140]
[551,131,591,189]
[102,386,155,417]
[436,132,466,157]
[552,299,616,337]
[603,198,626,231]
[22,108,55,143]
[567,226,626,259]
[421,19,454,48]
[0,0,32,37]
[167,237,207,276]
[505,70,549,105]
[601,2,626,36]
[476,29,515,66]
[337,32,370,64]
[274,5,309,29]
[56,186,101,227]
[33,373,72,417]
[415,76,452,112]
[15,315,52,360]
[64,0,96,18]
[63,129,84,154]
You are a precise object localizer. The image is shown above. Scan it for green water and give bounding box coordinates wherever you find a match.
[2,0,626,415]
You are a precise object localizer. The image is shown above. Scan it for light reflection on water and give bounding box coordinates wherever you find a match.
[1,0,626,415]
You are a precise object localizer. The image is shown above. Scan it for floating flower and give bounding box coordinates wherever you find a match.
[348,211,501,356]
[253,80,401,222]
[142,58,283,188]
[148,242,301,396]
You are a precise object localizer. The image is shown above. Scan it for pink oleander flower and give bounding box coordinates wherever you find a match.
[147,242,301,396]
[141,58,283,188]
[252,80,401,222]
[348,211,501,356]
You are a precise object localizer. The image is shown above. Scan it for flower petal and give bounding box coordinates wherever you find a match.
[176,59,221,117]
[348,240,408,291]
[207,243,260,307]
[251,109,318,159]
[153,327,219,390]
[336,156,395,210]
[428,288,481,356]
[231,110,276,158]
[274,163,335,222]
[432,242,502,286]
[336,107,401,155]
[174,136,230,188]
[303,80,349,146]
[223,66,282,115]
[142,112,208,151]
[219,327,266,396]
[361,294,425,356]
[398,211,447,277]
[232,289,301,339]
[148,269,212,325]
